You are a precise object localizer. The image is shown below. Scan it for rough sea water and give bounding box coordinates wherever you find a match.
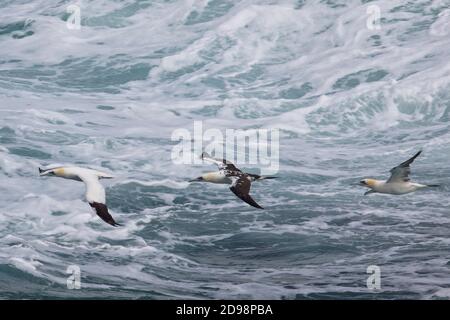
[1,0,450,300]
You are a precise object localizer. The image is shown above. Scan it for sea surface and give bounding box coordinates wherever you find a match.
[1,0,450,299]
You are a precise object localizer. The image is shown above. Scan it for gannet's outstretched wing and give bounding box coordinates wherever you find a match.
[229,174,263,209]
[387,150,422,183]
[201,152,241,173]
[78,172,120,227]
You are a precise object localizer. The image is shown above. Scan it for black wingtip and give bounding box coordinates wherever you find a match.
[406,150,422,163]
[109,220,123,227]
[408,150,422,164]
[397,150,423,168]
[39,167,44,174]
[247,202,264,209]
[89,202,121,227]
[244,196,264,209]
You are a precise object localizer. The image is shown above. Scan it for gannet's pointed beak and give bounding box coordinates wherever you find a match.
[99,174,114,179]
[39,168,53,176]
[189,177,203,182]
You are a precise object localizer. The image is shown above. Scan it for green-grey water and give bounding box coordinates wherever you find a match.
[1,0,450,299]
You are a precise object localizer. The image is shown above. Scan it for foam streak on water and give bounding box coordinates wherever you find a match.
[1,0,450,299]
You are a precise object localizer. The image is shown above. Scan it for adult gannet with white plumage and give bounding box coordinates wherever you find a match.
[359,150,439,196]
[189,152,277,209]
[39,165,121,227]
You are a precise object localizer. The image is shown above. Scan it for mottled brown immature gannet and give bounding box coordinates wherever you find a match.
[189,152,277,209]
[39,165,121,226]
[359,150,439,196]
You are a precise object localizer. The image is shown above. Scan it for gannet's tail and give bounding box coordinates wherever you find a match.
[258,176,278,180]
[248,174,277,180]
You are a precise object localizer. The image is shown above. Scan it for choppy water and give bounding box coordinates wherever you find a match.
[1,0,450,299]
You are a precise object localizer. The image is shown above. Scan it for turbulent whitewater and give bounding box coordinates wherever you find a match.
[1,0,450,299]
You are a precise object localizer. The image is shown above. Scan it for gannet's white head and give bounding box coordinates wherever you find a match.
[189,172,224,183]
[39,166,66,177]
[189,172,228,183]
[189,176,204,182]
[359,179,378,188]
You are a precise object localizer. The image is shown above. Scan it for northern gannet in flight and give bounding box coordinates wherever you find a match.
[359,150,439,195]
[189,152,277,209]
[39,165,121,227]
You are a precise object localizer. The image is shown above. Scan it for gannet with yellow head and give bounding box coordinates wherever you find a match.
[39,165,121,226]
[359,150,439,195]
